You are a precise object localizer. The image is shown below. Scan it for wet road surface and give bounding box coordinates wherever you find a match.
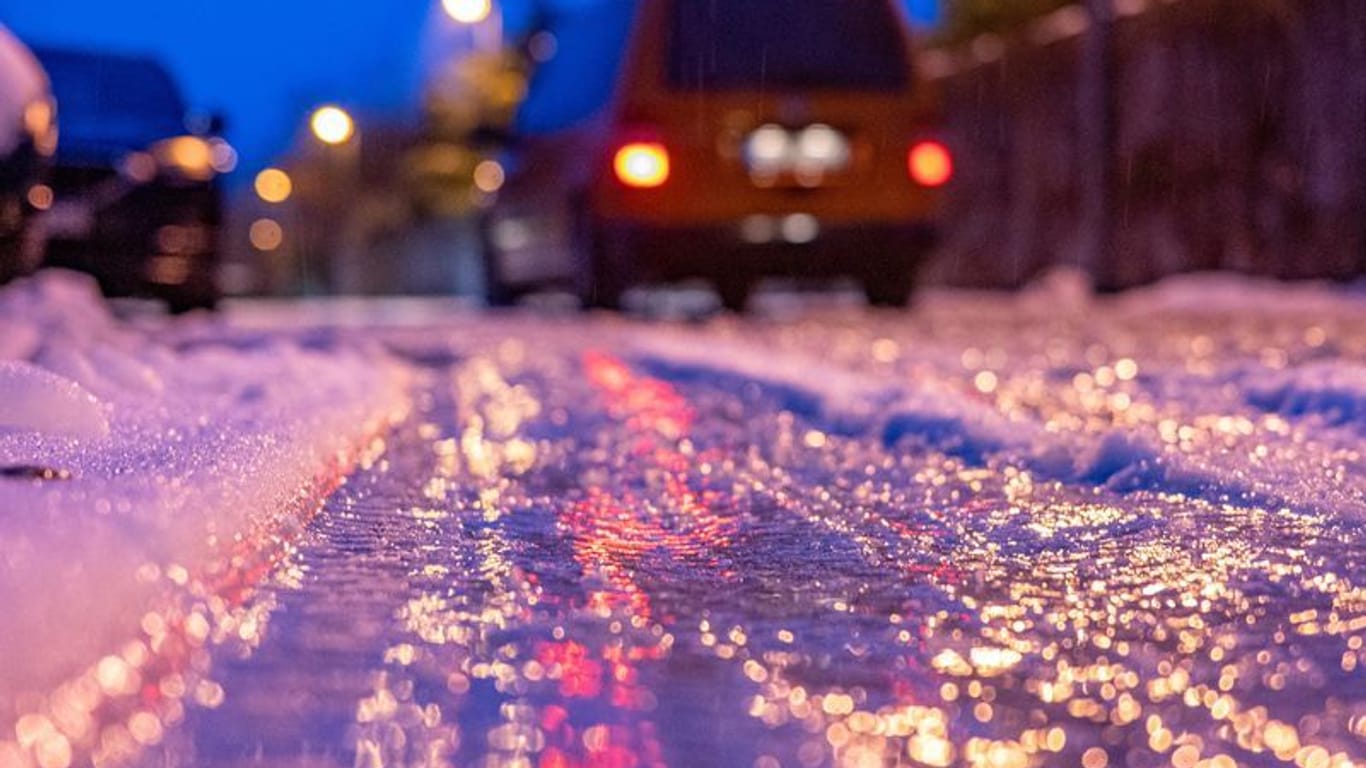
[143,294,1366,768]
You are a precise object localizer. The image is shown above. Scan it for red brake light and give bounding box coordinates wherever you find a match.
[613,142,670,188]
[908,141,953,187]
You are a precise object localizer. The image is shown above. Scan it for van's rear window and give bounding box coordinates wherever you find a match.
[668,0,911,92]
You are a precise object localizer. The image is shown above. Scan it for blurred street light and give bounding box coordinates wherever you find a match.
[249,218,284,251]
[255,168,293,203]
[310,105,355,145]
[442,0,492,24]
[473,159,505,193]
[439,0,502,54]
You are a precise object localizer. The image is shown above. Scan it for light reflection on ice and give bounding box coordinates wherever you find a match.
[8,274,1365,767]
[275,321,1363,767]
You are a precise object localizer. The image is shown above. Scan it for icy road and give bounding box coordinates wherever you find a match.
[3,273,1366,768]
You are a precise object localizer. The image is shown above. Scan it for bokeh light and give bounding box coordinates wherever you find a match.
[442,0,492,24]
[209,139,239,173]
[26,184,53,211]
[613,143,670,189]
[249,218,284,251]
[153,136,215,181]
[908,140,954,187]
[473,159,505,193]
[254,168,293,204]
[309,106,355,146]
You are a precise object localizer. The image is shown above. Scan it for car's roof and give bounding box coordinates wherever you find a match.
[35,46,187,157]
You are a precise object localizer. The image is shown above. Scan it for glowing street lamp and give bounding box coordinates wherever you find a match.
[309,105,355,146]
[441,0,501,53]
[254,167,293,203]
[442,0,491,24]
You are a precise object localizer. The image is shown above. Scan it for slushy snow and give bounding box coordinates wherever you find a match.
[0,361,108,438]
[0,272,410,762]
[1,267,1364,768]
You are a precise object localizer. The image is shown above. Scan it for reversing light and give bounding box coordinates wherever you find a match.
[613,142,670,189]
[908,141,953,187]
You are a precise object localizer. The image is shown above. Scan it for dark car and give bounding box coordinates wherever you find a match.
[482,0,950,311]
[35,48,232,311]
[0,26,56,284]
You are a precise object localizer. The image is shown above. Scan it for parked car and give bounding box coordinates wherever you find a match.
[35,48,232,311]
[0,26,56,284]
[482,0,950,310]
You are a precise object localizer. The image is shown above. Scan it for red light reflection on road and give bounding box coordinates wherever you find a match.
[536,640,605,698]
[584,350,693,442]
[569,351,736,592]
[529,352,742,768]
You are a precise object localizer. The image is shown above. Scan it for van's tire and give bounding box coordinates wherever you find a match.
[165,294,218,314]
[578,224,631,312]
[862,274,914,308]
[862,241,927,308]
[715,277,753,312]
[484,285,521,308]
[0,196,41,285]
[162,265,222,314]
[476,216,515,307]
[481,261,524,308]
[0,231,23,284]
[581,268,626,310]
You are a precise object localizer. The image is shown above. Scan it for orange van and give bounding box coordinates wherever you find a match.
[482,0,950,310]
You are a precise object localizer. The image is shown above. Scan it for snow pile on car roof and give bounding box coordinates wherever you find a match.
[0,271,410,766]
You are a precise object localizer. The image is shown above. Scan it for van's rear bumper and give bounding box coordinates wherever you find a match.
[594,217,938,282]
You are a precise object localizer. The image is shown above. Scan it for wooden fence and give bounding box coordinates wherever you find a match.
[926,0,1366,288]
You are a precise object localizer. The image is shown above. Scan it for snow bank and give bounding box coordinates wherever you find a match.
[1114,271,1366,318]
[915,265,1097,319]
[916,268,1365,323]
[628,333,1040,465]
[0,272,411,764]
[626,328,1295,509]
[1244,361,1366,427]
[0,361,108,438]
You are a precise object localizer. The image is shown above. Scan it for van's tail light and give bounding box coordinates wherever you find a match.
[613,142,671,188]
[908,140,953,187]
